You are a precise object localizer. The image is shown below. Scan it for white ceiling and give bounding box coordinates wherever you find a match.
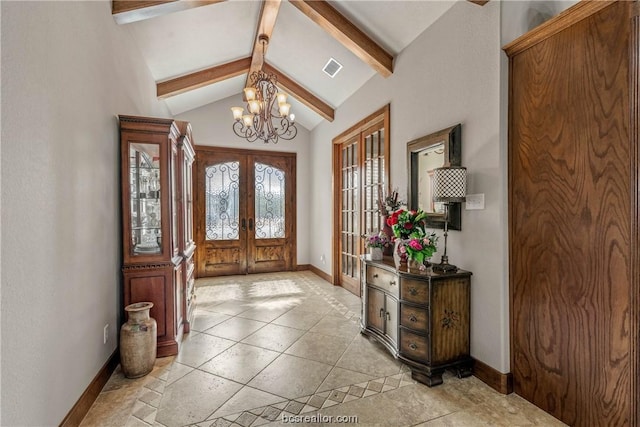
[123,0,458,130]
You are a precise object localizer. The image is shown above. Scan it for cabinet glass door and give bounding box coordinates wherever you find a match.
[129,143,162,255]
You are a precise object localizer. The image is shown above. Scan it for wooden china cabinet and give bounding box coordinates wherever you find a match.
[119,115,196,357]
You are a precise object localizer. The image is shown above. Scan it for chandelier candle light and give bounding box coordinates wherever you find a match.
[432,166,467,272]
[231,35,297,144]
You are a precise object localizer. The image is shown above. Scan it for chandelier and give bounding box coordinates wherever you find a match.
[231,35,297,144]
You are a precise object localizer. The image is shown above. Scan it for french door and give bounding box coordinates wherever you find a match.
[194,146,296,277]
[332,105,390,296]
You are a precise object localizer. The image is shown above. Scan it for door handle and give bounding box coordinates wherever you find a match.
[241,218,246,231]
[386,311,391,321]
[379,308,384,318]
[249,218,254,231]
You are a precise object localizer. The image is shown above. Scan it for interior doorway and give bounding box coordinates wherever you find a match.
[332,105,390,296]
[194,146,296,277]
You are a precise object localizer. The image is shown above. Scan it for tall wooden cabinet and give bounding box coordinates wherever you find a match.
[504,2,639,425]
[119,116,196,357]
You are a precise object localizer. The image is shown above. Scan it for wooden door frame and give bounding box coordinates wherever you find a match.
[194,145,297,276]
[331,104,391,287]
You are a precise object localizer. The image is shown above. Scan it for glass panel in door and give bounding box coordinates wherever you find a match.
[340,140,359,282]
[205,161,240,241]
[254,162,285,239]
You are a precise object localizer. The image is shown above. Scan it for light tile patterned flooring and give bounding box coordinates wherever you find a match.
[81,271,566,427]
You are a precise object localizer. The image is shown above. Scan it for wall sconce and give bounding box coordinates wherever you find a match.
[432,166,467,272]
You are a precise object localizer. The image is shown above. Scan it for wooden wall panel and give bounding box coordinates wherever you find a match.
[507,2,638,425]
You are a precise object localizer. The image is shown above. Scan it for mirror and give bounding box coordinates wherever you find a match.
[407,124,462,230]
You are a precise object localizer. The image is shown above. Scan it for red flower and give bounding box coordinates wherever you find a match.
[403,222,413,230]
[408,239,423,251]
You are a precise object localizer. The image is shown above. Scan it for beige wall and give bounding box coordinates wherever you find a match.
[309,1,507,371]
[1,1,170,424]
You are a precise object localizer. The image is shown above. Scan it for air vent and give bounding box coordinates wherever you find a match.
[322,58,343,78]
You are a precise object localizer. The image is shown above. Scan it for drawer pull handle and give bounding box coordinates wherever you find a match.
[379,308,385,318]
[386,312,391,321]
[409,314,418,322]
[409,342,418,350]
[409,287,418,296]
[390,280,396,286]
[373,274,379,278]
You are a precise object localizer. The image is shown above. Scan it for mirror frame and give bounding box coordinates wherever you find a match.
[407,123,462,230]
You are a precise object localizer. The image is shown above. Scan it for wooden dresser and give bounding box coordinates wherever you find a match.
[361,258,472,386]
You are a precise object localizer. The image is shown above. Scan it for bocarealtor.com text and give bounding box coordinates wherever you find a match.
[282,413,359,423]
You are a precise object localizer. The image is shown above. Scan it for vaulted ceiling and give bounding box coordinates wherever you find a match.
[112,0,486,130]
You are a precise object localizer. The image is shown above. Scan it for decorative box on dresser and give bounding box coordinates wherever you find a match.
[119,115,195,357]
[361,258,472,386]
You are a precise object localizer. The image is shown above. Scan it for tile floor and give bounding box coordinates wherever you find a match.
[80,271,566,427]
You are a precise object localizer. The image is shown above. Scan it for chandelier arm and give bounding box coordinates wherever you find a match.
[232,120,259,143]
[278,117,297,140]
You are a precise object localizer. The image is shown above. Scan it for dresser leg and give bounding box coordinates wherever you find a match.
[455,361,473,378]
[411,369,444,387]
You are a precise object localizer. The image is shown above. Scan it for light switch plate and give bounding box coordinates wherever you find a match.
[465,193,485,210]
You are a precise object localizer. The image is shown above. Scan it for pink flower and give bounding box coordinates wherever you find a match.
[408,240,423,251]
[399,245,407,254]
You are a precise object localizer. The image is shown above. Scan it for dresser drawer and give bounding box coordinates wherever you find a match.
[400,329,430,362]
[367,266,399,297]
[400,304,429,333]
[400,278,430,304]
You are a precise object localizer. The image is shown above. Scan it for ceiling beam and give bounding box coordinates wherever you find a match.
[157,57,252,99]
[247,0,283,83]
[156,58,334,123]
[289,0,394,78]
[112,0,224,25]
[263,62,335,122]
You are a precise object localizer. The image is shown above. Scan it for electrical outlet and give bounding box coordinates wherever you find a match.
[103,324,109,344]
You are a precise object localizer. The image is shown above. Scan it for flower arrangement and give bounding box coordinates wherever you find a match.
[403,233,438,264]
[386,209,438,265]
[377,188,404,216]
[362,231,391,248]
[386,209,429,240]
